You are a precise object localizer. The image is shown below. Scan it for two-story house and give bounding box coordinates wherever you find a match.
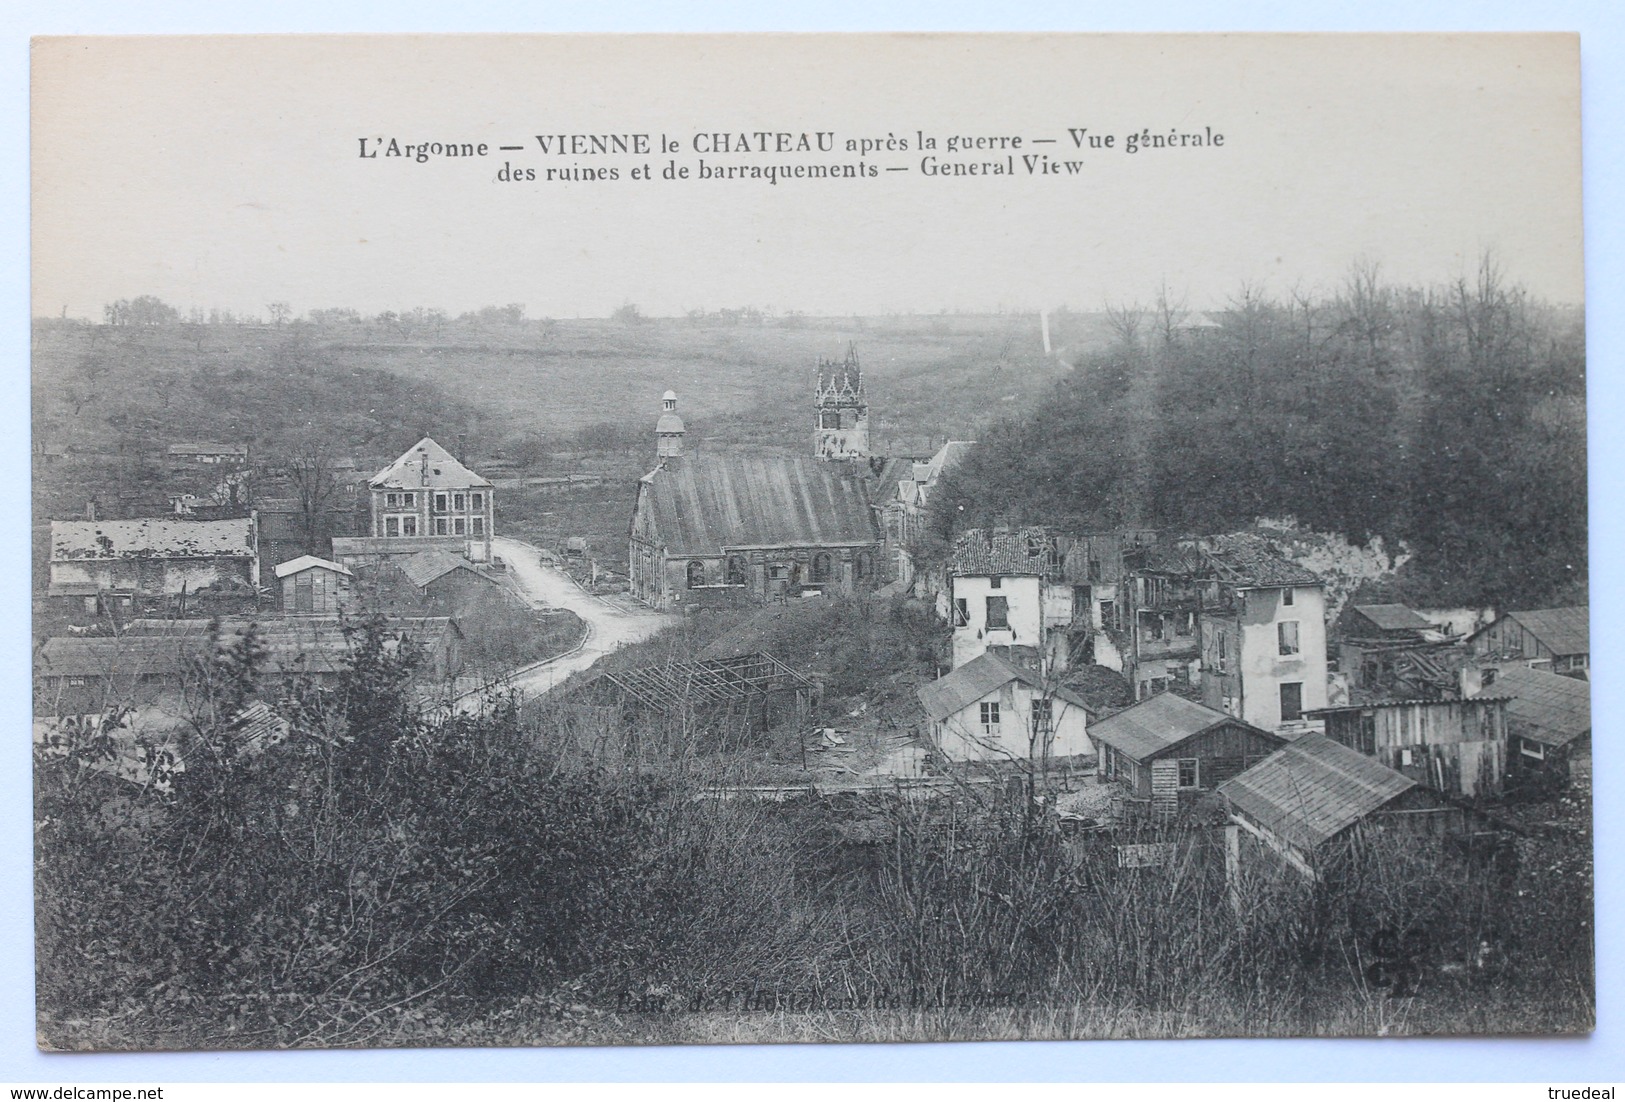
[945,526,1149,677]
[1197,535,1329,733]
[333,438,495,565]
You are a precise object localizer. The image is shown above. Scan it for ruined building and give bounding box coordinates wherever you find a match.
[629,387,883,610]
[813,344,869,460]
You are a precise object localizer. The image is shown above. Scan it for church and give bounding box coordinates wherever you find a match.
[628,351,887,610]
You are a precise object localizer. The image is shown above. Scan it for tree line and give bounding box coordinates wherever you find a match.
[932,259,1587,611]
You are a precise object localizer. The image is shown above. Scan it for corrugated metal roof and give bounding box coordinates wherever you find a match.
[399,549,477,589]
[1502,607,1589,658]
[1217,733,1416,852]
[51,518,255,561]
[1474,664,1590,747]
[273,555,352,579]
[639,455,878,556]
[1087,692,1245,761]
[41,617,460,678]
[1351,603,1433,632]
[370,437,492,491]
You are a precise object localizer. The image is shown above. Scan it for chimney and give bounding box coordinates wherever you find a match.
[86,498,97,522]
[419,446,429,486]
[456,433,468,464]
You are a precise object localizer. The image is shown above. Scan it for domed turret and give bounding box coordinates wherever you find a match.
[656,391,685,458]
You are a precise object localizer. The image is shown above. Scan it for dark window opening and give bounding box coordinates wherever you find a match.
[686,560,706,588]
[986,596,1010,630]
[1280,681,1304,722]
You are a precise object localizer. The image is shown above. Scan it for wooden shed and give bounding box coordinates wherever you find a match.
[1305,697,1510,801]
[1217,733,1465,881]
[1091,692,1284,807]
[1474,664,1591,795]
[274,555,353,617]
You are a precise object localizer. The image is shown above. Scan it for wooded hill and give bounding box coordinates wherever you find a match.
[930,262,1587,612]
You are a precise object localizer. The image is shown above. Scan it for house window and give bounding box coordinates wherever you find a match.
[1177,758,1199,788]
[402,516,418,536]
[67,676,87,687]
[472,492,483,510]
[1213,630,1228,674]
[986,596,1010,630]
[1173,665,1191,686]
[453,493,465,511]
[384,492,398,507]
[453,517,466,535]
[954,598,969,627]
[433,493,448,513]
[1280,682,1304,722]
[979,701,1001,734]
[1089,558,1102,583]
[687,560,706,588]
[1283,587,1294,606]
[1481,667,1498,688]
[1520,738,1547,760]
[726,556,746,585]
[812,552,832,582]
[1278,620,1301,656]
[1099,600,1113,627]
[434,518,448,535]
[1031,697,1053,733]
[403,493,415,507]
[1176,611,1194,636]
[471,516,484,536]
[855,551,872,579]
[990,575,1002,589]
[385,516,400,537]
[1149,677,1168,695]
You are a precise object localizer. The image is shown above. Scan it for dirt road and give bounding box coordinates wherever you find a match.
[466,536,671,704]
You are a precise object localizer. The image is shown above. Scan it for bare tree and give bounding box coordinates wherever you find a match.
[1103,299,1147,348]
[1152,279,1186,346]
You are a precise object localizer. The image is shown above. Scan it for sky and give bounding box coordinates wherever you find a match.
[31,33,1582,321]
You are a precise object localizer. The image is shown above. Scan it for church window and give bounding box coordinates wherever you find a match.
[855,551,872,579]
[687,560,706,588]
[812,552,832,582]
[726,556,746,585]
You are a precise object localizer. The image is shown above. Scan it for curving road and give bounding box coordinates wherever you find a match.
[460,536,672,706]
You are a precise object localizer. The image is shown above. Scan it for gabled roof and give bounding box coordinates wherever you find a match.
[1201,534,1323,589]
[1217,733,1416,852]
[51,518,255,561]
[370,437,491,491]
[915,651,1089,724]
[399,549,479,589]
[1349,603,1432,632]
[273,555,352,580]
[1474,664,1590,748]
[637,454,877,556]
[1088,692,1273,761]
[1482,607,1590,658]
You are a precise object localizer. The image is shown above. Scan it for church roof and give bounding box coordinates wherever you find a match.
[638,455,879,556]
[369,437,491,491]
[656,412,685,433]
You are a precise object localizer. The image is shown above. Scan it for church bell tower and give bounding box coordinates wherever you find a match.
[813,344,869,460]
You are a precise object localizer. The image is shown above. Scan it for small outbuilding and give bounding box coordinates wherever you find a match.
[273,555,353,617]
[1090,692,1284,805]
[1217,733,1465,881]
[1472,664,1591,793]
[1304,697,1510,801]
[916,651,1092,764]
